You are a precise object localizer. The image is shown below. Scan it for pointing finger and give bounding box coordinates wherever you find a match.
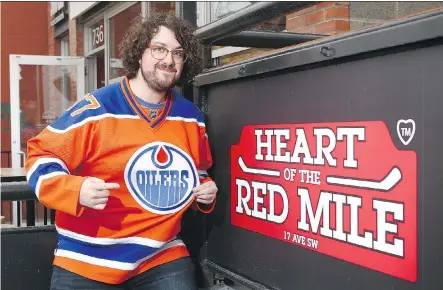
[99,183,120,190]
[91,181,119,190]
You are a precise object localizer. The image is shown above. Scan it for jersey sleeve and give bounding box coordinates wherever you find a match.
[191,111,216,214]
[25,95,99,216]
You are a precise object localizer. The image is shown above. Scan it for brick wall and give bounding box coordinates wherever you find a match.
[68,18,83,100]
[219,1,443,66]
[1,2,49,168]
[69,18,84,57]
[46,3,85,110]
[47,3,61,57]
[1,2,49,224]
[286,2,350,35]
[219,2,351,65]
[46,3,69,128]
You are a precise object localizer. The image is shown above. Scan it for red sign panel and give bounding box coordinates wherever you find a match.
[231,121,417,282]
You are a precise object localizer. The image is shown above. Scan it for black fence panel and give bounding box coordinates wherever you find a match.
[1,227,57,290]
[198,10,443,290]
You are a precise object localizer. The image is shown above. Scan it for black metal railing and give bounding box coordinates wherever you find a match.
[1,181,55,227]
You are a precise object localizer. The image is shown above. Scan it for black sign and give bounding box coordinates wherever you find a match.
[50,2,67,27]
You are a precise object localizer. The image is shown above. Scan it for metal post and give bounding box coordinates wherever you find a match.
[26,201,35,226]
[213,30,324,48]
[50,209,56,225]
[176,1,200,103]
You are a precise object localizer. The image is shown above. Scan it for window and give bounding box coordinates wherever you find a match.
[108,2,142,82]
[210,2,252,22]
[60,37,69,56]
[149,1,176,14]
[197,2,287,65]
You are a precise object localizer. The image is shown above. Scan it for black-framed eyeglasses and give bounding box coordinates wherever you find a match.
[148,45,187,64]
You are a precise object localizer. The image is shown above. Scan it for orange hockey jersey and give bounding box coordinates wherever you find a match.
[25,77,215,284]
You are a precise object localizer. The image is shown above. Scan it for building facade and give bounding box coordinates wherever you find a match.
[3,0,443,166]
[1,1,443,226]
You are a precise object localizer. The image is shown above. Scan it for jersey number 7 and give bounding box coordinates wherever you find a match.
[69,94,101,117]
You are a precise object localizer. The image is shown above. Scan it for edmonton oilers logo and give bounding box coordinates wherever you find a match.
[124,142,199,215]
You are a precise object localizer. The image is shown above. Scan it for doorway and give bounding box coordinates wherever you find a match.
[86,49,105,91]
[8,54,85,226]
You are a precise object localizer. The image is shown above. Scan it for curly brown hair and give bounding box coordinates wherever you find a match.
[119,13,203,84]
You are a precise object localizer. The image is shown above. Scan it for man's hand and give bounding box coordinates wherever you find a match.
[79,177,120,210]
[193,181,218,204]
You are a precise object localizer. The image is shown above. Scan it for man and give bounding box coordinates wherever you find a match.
[25,13,217,290]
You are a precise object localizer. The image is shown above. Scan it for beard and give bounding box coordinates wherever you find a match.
[141,62,178,93]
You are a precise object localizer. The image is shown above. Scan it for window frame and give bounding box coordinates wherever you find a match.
[82,2,147,86]
[106,2,143,84]
[197,2,253,59]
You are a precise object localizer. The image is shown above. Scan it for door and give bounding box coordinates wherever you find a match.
[8,55,84,227]
[9,55,85,169]
[85,49,106,92]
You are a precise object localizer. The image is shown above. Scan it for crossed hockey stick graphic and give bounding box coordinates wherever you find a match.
[237,156,402,191]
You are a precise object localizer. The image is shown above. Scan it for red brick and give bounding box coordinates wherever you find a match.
[305,9,325,25]
[314,20,335,34]
[287,9,330,31]
[325,6,349,19]
[314,19,349,34]
[336,19,350,31]
[293,26,315,34]
[68,19,84,56]
[286,15,307,30]
[286,6,315,19]
[315,2,335,10]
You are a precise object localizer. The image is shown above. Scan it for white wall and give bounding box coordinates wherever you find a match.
[70,2,98,19]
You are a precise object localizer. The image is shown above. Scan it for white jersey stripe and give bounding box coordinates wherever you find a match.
[47,114,140,134]
[55,239,185,271]
[56,225,173,247]
[166,116,205,127]
[27,157,70,181]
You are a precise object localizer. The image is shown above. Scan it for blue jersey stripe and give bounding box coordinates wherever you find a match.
[168,91,204,123]
[57,234,162,264]
[51,83,137,131]
[28,163,69,192]
[121,79,151,124]
[152,95,172,128]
